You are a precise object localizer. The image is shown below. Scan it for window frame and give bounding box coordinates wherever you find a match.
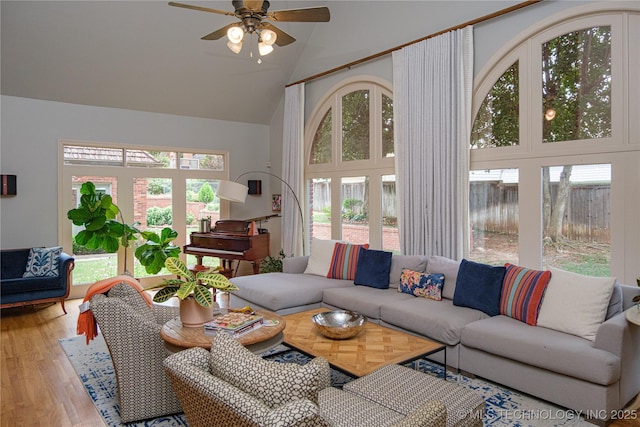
[305,76,395,249]
[58,139,231,296]
[469,5,639,284]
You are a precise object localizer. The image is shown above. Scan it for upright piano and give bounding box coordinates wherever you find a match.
[183,219,270,277]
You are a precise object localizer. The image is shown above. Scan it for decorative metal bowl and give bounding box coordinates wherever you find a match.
[311,310,367,340]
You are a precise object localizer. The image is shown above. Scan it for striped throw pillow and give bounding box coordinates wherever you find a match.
[327,242,369,280]
[500,263,552,325]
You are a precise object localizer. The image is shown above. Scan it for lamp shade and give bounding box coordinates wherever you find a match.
[216,180,249,203]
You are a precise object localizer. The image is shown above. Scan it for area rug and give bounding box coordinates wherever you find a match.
[60,335,592,427]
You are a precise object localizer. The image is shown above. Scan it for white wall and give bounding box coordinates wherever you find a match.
[0,95,270,249]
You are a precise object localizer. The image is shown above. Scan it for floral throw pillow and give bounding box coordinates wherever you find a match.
[398,269,445,301]
[23,246,63,278]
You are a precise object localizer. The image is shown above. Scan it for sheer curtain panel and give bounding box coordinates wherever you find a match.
[282,83,305,256]
[392,26,473,259]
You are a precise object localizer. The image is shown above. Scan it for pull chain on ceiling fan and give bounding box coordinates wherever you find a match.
[169,1,330,59]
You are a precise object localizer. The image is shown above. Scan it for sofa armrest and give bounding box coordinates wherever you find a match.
[152,304,180,325]
[283,256,310,274]
[262,398,324,427]
[594,311,640,406]
[594,312,627,357]
[59,252,74,291]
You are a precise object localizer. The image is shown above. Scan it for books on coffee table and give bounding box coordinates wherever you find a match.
[204,312,263,337]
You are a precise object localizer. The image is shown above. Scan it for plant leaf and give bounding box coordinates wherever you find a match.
[160,227,179,243]
[176,282,196,300]
[193,285,213,307]
[165,257,194,281]
[145,254,165,274]
[153,286,180,303]
[75,230,91,246]
[197,273,238,291]
[102,236,120,253]
[85,216,106,231]
[80,182,96,195]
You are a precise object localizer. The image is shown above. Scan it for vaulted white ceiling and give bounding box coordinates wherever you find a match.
[1,1,530,125]
[1,1,327,124]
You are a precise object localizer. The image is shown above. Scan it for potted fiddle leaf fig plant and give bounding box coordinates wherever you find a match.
[145,257,238,327]
[67,181,139,274]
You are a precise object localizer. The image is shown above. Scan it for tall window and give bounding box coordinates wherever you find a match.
[470,7,638,282]
[306,79,397,251]
[60,142,228,292]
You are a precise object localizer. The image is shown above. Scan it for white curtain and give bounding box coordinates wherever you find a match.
[282,83,305,256]
[392,26,473,259]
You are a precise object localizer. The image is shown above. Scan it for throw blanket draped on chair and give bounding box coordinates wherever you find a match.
[76,275,151,344]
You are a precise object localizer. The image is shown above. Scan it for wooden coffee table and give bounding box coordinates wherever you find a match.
[283,308,446,378]
[161,309,286,354]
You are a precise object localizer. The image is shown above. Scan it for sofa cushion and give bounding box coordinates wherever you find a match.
[23,246,62,278]
[327,242,368,280]
[461,315,620,385]
[380,297,489,346]
[499,263,551,326]
[537,267,616,341]
[606,281,623,320]
[398,270,444,301]
[426,255,461,300]
[322,286,413,321]
[319,387,406,426]
[304,238,343,276]
[1,249,31,279]
[389,255,428,288]
[0,276,67,295]
[354,248,393,289]
[210,332,330,408]
[453,259,505,316]
[230,273,352,312]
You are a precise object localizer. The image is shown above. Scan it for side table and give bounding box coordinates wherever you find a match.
[160,309,286,354]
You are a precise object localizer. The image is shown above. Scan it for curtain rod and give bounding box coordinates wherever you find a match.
[286,0,542,88]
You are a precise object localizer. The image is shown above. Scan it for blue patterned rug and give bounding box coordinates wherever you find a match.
[60,335,591,426]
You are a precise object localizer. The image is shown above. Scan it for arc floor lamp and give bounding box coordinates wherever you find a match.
[216,171,305,254]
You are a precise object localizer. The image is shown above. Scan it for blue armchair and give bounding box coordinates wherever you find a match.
[1,248,74,314]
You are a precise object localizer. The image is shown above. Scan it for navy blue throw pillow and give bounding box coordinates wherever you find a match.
[453,259,506,316]
[354,248,393,289]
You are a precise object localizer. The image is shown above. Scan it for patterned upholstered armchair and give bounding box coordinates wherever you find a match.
[90,283,182,423]
[163,332,447,427]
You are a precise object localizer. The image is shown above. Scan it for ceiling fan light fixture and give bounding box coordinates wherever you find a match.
[261,29,277,46]
[227,39,243,54]
[258,40,274,56]
[227,26,244,44]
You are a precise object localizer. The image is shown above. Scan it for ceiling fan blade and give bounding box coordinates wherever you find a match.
[201,23,240,41]
[243,0,264,11]
[267,6,330,22]
[168,2,236,17]
[261,22,295,46]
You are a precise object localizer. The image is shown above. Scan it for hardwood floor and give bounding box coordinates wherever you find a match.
[1,299,639,427]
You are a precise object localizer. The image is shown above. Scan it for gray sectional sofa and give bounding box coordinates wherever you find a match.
[229,254,640,425]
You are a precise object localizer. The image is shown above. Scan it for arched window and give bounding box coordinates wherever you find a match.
[305,78,397,251]
[469,6,639,283]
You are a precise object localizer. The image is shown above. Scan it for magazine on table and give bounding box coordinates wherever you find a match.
[204,311,263,337]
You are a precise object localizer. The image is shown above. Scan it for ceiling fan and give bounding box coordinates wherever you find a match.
[169,1,330,57]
